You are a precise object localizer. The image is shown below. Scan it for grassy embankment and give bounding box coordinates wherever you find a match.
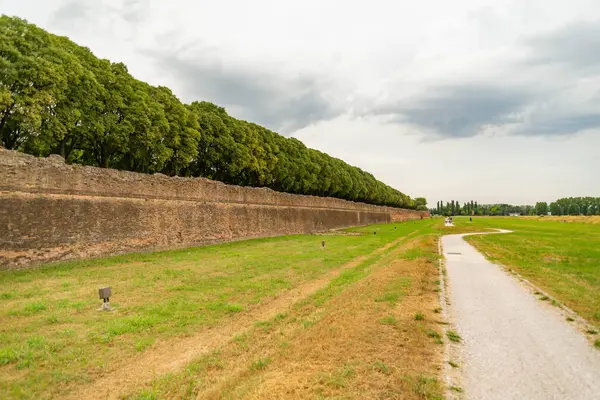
[456,216,600,332]
[0,219,472,400]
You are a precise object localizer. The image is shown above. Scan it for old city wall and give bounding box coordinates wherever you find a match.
[0,149,428,269]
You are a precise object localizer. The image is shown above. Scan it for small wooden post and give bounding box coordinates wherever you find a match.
[98,286,113,311]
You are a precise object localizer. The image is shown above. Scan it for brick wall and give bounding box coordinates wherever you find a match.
[0,149,428,268]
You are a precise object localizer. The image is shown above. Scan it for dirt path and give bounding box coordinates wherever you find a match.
[442,232,600,400]
[66,236,407,400]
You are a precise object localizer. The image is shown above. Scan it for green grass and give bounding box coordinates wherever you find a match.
[0,219,437,399]
[446,330,461,343]
[374,277,411,304]
[414,312,424,321]
[408,375,443,400]
[379,315,398,326]
[450,385,464,393]
[249,357,271,371]
[123,229,444,400]
[458,217,600,327]
[426,329,441,339]
[75,218,475,399]
[318,364,356,389]
[371,361,391,375]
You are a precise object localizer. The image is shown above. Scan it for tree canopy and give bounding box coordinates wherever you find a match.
[0,16,418,209]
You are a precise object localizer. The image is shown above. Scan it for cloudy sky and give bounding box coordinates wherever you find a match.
[3,0,600,205]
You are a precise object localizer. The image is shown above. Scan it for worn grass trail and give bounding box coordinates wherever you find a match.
[1,219,448,399]
[67,231,414,400]
[128,230,447,400]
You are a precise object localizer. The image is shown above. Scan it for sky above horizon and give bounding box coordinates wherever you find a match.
[3,0,600,206]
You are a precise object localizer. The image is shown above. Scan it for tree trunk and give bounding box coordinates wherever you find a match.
[58,139,66,158]
[0,104,16,149]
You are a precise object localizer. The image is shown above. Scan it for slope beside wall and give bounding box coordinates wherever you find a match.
[0,149,428,269]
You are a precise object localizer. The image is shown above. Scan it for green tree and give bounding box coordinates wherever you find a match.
[549,202,562,216]
[152,86,200,175]
[0,16,62,149]
[568,203,580,215]
[415,197,427,211]
[535,202,548,216]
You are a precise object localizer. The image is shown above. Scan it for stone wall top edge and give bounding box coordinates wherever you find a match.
[0,148,416,213]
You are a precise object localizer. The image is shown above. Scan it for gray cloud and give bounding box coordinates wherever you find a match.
[48,2,600,140]
[525,21,600,73]
[516,112,600,136]
[368,21,600,139]
[143,50,342,134]
[384,81,600,138]
[50,1,92,29]
[373,85,529,138]
[121,0,149,23]
[50,0,150,34]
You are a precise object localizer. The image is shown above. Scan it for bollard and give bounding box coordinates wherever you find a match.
[98,286,113,311]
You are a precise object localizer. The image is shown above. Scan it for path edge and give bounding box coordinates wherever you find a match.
[437,237,464,399]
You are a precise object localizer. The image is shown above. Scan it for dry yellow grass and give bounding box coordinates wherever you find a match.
[243,240,443,399]
[126,235,446,399]
[521,216,600,224]
[64,236,411,400]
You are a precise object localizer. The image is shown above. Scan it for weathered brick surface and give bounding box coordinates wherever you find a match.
[0,149,428,268]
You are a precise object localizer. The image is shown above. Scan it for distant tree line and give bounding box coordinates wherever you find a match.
[547,197,600,216]
[0,16,418,209]
[431,197,600,216]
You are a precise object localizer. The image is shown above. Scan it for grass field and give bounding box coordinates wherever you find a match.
[457,217,600,328]
[4,216,596,399]
[0,219,465,400]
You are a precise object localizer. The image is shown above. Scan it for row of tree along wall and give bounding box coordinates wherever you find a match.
[0,149,428,269]
[1,16,419,211]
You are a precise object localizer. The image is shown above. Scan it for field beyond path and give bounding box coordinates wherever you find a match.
[443,232,600,399]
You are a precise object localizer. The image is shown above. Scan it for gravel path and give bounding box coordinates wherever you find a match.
[442,231,600,400]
